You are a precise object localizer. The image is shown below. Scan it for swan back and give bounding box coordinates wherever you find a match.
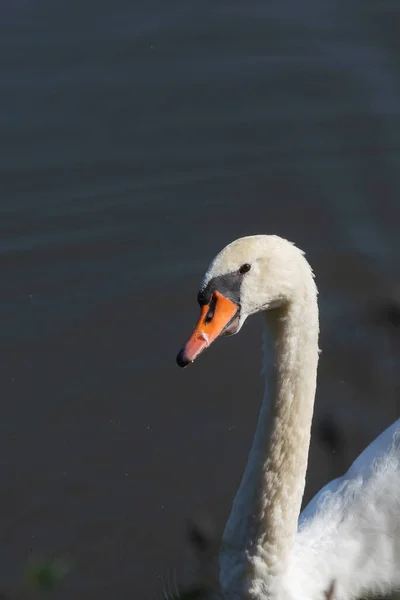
[288,420,400,600]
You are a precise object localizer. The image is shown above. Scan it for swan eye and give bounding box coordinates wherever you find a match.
[239,263,251,275]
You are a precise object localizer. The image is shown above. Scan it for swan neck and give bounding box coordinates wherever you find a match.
[221,281,319,593]
[259,296,319,572]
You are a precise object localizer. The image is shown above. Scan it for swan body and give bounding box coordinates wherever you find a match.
[177,235,400,600]
[288,419,399,600]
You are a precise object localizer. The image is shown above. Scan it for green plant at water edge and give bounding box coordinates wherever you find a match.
[25,558,70,593]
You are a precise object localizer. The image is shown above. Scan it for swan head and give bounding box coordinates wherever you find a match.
[177,234,310,367]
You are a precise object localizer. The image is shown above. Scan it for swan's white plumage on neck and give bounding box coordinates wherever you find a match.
[178,235,400,600]
[214,236,321,598]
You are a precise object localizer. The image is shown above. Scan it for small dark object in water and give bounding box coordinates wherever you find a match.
[186,518,214,553]
[318,417,342,454]
[372,287,400,327]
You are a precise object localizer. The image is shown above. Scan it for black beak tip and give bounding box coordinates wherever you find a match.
[176,349,190,368]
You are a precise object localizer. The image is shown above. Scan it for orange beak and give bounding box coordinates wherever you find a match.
[177,291,239,367]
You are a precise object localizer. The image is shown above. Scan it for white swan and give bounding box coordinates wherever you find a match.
[176,235,400,600]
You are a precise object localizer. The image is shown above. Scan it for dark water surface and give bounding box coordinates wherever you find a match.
[1,1,400,598]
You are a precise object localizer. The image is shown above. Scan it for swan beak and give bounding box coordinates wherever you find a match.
[177,291,238,368]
